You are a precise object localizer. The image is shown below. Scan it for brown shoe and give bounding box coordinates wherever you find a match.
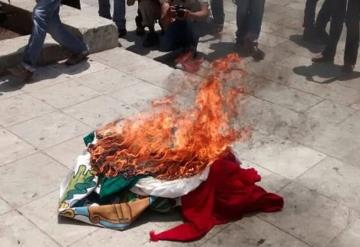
[312,54,334,63]
[7,65,33,81]
[65,50,89,66]
[245,41,265,61]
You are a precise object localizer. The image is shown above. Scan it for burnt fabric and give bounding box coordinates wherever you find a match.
[150,153,284,242]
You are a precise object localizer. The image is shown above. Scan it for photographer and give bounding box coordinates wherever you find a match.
[159,0,209,55]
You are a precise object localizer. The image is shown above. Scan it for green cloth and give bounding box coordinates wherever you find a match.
[83,132,95,146]
[99,175,142,200]
[83,132,144,200]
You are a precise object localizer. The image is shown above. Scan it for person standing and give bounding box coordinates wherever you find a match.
[9,0,89,80]
[98,0,127,37]
[235,0,266,60]
[312,0,359,73]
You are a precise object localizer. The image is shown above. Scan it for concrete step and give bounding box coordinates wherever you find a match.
[0,0,119,73]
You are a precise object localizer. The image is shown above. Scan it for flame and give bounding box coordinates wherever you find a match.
[89,54,250,180]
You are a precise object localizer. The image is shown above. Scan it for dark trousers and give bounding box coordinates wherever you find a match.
[322,0,359,65]
[322,0,347,59]
[161,20,198,52]
[236,0,265,43]
[303,0,331,32]
[210,0,225,25]
[344,0,360,65]
[61,0,81,9]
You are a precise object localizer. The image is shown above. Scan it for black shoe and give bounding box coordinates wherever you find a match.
[65,50,89,66]
[118,28,127,38]
[245,41,265,61]
[7,65,33,81]
[342,64,355,74]
[312,54,334,63]
[143,32,159,47]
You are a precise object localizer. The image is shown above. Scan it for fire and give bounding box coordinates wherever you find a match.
[89,54,250,180]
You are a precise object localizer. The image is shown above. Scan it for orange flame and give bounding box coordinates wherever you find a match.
[89,54,250,180]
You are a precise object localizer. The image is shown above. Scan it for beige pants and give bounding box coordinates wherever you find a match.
[138,0,161,27]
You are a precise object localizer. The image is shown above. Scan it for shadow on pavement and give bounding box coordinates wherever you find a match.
[0,60,90,95]
[289,34,324,54]
[293,62,360,84]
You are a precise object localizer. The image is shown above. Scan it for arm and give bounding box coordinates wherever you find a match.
[186,4,209,21]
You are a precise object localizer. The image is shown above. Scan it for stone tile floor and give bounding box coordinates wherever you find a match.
[1,0,360,246]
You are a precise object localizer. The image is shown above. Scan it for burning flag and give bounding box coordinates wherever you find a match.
[89,54,251,180]
[58,54,283,241]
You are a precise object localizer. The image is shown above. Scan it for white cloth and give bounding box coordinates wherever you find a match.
[130,166,210,198]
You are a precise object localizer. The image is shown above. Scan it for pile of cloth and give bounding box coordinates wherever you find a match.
[58,132,284,242]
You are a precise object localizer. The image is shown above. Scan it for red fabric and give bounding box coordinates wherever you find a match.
[150,153,284,242]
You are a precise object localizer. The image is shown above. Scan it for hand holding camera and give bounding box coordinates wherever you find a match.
[170,4,190,20]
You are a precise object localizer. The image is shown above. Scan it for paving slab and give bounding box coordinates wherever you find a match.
[0,152,68,208]
[259,183,351,247]
[0,211,59,247]
[233,132,326,179]
[0,128,37,167]
[0,0,359,246]
[9,111,92,149]
[28,79,101,109]
[0,93,55,127]
[19,191,97,247]
[0,198,11,215]
[202,217,310,247]
[62,95,138,129]
[43,135,88,169]
[297,157,360,211]
[327,216,360,247]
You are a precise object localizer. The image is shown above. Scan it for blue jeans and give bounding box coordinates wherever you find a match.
[236,0,265,44]
[161,20,199,52]
[23,0,87,71]
[98,0,126,31]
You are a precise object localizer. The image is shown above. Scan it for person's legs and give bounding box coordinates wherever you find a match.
[135,8,145,35]
[210,0,225,27]
[241,0,265,60]
[113,0,127,35]
[315,0,331,35]
[22,0,59,70]
[47,6,88,55]
[161,21,186,52]
[235,0,250,45]
[322,0,347,59]
[138,0,160,47]
[98,0,111,19]
[303,0,318,30]
[343,0,360,71]
[246,0,265,44]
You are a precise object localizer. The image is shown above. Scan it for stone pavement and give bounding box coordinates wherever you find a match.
[1,0,360,246]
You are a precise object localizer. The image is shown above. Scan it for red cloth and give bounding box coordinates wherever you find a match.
[150,153,284,242]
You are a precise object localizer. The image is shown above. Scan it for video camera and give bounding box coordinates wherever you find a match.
[173,4,188,18]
